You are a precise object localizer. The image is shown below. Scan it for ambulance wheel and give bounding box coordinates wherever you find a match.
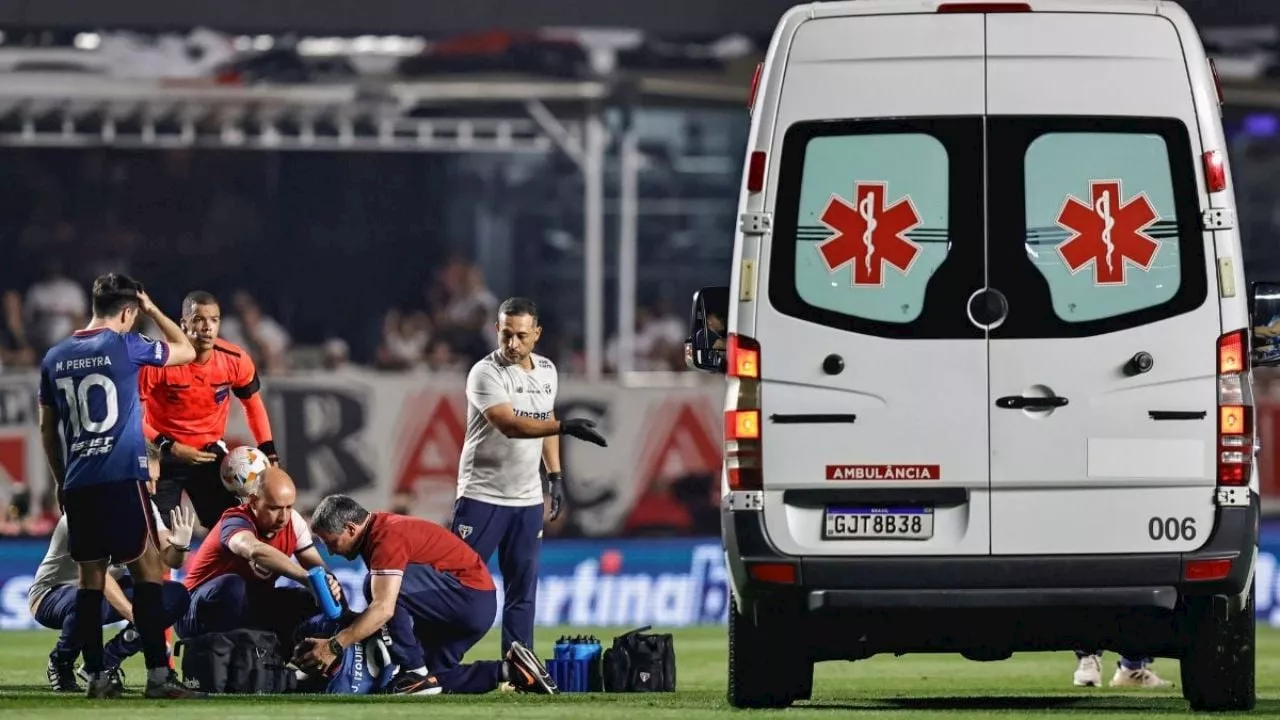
[1180,581,1256,713]
[727,598,805,708]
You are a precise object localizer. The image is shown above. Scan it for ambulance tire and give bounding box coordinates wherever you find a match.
[1180,581,1256,713]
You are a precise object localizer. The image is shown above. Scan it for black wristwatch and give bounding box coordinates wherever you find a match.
[154,434,175,457]
[327,637,343,657]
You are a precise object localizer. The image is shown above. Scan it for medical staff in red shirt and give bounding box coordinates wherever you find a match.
[176,467,341,646]
[297,494,557,696]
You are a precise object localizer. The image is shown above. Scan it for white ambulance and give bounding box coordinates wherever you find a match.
[686,0,1280,711]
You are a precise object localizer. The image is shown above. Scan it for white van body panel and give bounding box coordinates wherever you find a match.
[753,12,990,557]
[984,10,1222,554]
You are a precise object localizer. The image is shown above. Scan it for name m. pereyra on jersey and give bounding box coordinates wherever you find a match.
[458,350,558,507]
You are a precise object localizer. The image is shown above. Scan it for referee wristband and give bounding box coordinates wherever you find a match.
[167,538,190,552]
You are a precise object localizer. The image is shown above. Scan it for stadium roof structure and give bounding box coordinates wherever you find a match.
[0,69,746,152]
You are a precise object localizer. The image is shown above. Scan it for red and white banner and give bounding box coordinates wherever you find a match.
[0,370,726,538]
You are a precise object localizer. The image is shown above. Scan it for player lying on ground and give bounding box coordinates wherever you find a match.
[175,467,343,646]
[31,440,196,693]
[141,290,279,530]
[38,273,205,699]
[453,296,607,656]
[298,494,557,696]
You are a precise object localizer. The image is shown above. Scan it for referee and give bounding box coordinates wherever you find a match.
[451,297,606,654]
[140,291,279,529]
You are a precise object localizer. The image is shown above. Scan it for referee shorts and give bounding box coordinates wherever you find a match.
[153,459,239,530]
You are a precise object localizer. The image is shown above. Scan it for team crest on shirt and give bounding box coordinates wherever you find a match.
[213,384,231,404]
[457,524,472,539]
[544,384,552,394]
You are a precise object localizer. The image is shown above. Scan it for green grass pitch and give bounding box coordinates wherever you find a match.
[2,625,1279,718]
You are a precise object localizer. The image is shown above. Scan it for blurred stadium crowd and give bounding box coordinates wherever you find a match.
[0,149,693,378]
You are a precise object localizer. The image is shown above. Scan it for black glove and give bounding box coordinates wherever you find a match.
[546,472,565,521]
[203,440,228,464]
[558,418,608,447]
[259,440,279,466]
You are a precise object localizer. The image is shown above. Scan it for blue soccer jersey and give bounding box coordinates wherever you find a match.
[38,327,170,490]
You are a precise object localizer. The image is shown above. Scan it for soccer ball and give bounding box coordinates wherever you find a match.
[220,445,269,497]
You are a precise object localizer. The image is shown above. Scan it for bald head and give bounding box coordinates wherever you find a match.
[258,467,296,504]
[248,467,297,534]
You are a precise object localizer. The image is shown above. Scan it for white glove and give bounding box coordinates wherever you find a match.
[168,504,196,548]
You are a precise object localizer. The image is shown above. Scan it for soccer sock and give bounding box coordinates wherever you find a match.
[132,581,170,672]
[163,568,175,668]
[74,589,105,675]
[1120,656,1146,671]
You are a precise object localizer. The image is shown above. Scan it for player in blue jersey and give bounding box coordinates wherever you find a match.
[37,273,204,700]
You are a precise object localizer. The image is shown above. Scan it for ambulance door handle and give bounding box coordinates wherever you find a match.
[995,395,1068,410]
[770,414,857,424]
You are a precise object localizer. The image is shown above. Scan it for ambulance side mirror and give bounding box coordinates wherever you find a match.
[1250,281,1280,368]
[685,286,729,374]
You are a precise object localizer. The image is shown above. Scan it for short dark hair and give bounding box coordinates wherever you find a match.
[311,494,370,535]
[91,273,142,318]
[498,296,538,324]
[182,290,219,318]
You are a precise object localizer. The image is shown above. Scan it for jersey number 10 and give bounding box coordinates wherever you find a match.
[55,373,120,437]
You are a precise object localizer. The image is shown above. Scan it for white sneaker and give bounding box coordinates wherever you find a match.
[1110,662,1172,688]
[1073,654,1103,687]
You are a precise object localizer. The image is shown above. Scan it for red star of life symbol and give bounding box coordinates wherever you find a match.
[1055,179,1161,286]
[816,182,923,287]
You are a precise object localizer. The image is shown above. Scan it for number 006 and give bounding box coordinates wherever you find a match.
[1148,516,1196,542]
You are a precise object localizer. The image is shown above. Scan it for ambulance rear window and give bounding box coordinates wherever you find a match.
[1023,132,1182,322]
[985,116,1207,339]
[768,117,986,340]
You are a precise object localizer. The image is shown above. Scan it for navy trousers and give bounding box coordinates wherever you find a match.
[373,564,504,694]
[1075,649,1151,668]
[34,578,189,668]
[450,497,542,652]
[175,574,321,647]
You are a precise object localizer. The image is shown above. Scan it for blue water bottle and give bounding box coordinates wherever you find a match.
[307,567,342,620]
[571,636,593,662]
[554,636,571,661]
[586,635,603,692]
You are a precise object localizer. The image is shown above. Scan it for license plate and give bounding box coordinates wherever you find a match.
[823,506,934,540]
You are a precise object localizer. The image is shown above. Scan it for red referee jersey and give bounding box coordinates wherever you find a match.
[139,338,267,448]
[359,512,494,591]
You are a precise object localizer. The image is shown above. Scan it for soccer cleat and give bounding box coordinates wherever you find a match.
[85,672,122,699]
[47,657,82,692]
[76,665,126,694]
[386,670,443,696]
[1110,662,1173,689]
[504,641,557,695]
[1073,654,1102,687]
[144,670,208,699]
